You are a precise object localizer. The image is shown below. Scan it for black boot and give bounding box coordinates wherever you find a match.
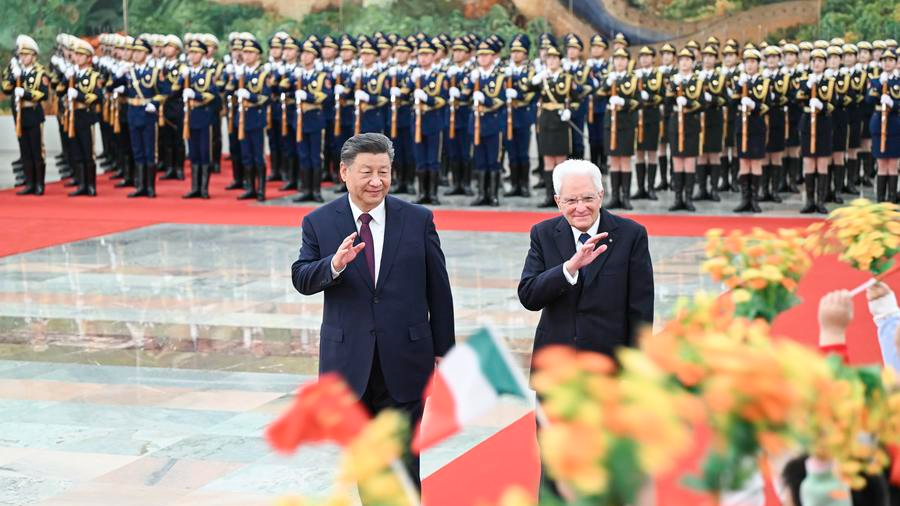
[310,166,324,203]
[668,172,685,211]
[115,160,134,188]
[875,175,888,203]
[824,165,837,203]
[694,164,710,200]
[717,156,730,191]
[861,153,874,187]
[631,163,648,200]
[267,151,283,181]
[488,172,500,207]
[760,165,776,202]
[646,164,659,200]
[683,172,696,212]
[533,158,545,188]
[257,165,267,202]
[281,157,298,191]
[843,159,859,194]
[786,158,799,193]
[816,173,829,214]
[470,171,487,206]
[416,171,431,205]
[183,164,202,198]
[294,167,313,202]
[127,164,148,197]
[708,164,721,202]
[621,172,633,210]
[446,161,465,196]
[34,161,45,195]
[462,161,474,196]
[730,157,741,192]
[607,172,622,209]
[227,158,245,190]
[145,164,157,198]
[15,160,34,195]
[734,175,753,213]
[238,166,256,200]
[750,174,762,213]
[831,164,844,204]
[520,164,531,198]
[770,165,783,202]
[505,164,524,197]
[800,173,817,213]
[430,171,442,205]
[655,156,669,191]
[539,171,555,208]
[889,175,899,203]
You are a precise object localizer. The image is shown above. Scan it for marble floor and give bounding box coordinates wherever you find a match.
[0,221,713,506]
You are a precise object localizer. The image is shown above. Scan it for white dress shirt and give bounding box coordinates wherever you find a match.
[563,216,601,285]
[331,197,386,282]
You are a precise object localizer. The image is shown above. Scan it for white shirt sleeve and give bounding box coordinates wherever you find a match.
[331,259,346,279]
[563,264,579,285]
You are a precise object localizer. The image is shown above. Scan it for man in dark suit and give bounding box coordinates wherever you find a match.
[291,133,454,489]
[518,159,654,360]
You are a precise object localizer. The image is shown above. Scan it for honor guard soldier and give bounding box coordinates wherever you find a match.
[843,43,865,195]
[720,44,740,191]
[463,39,507,207]
[158,35,186,181]
[350,36,389,135]
[275,35,301,192]
[529,44,582,207]
[655,43,676,192]
[796,48,838,214]
[562,34,591,160]
[291,38,329,203]
[694,45,725,202]
[331,35,358,193]
[201,34,225,175]
[585,35,609,174]
[112,36,165,198]
[868,49,899,202]
[223,35,246,192]
[181,39,219,199]
[781,43,803,193]
[858,40,878,187]
[825,43,849,204]
[599,47,638,210]
[230,35,271,201]
[408,38,449,205]
[632,46,664,201]
[65,38,103,197]
[759,45,787,203]
[3,35,49,195]
[265,33,286,184]
[108,35,136,189]
[320,35,341,184]
[444,36,474,196]
[666,48,704,212]
[730,48,770,213]
[503,34,536,198]
[386,38,416,195]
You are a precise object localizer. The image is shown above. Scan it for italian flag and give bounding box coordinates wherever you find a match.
[413,328,529,453]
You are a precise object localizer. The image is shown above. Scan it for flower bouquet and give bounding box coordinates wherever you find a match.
[822,199,900,276]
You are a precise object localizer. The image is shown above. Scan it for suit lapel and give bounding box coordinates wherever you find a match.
[376,197,405,292]
[583,209,619,288]
[553,217,576,264]
[335,195,374,293]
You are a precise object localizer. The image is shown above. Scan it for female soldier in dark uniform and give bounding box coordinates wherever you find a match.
[781,43,802,193]
[762,45,787,203]
[720,45,740,192]
[599,47,639,209]
[868,49,899,202]
[857,41,877,187]
[842,43,865,195]
[655,43,676,191]
[632,46,664,201]
[731,48,770,213]
[665,48,703,212]
[695,45,726,202]
[826,44,850,203]
[796,48,837,214]
[529,44,582,207]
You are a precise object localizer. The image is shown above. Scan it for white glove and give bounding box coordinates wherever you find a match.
[609,95,625,107]
[413,88,428,102]
[806,75,818,89]
[839,66,849,75]
[115,65,126,78]
[698,70,707,81]
[11,65,21,80]
[50,55,61,67]
[470,69,481,82]
[531,73,544,85]
[411,68,422,81]
[64,66,75,79]
[354,89,370,102]
[740,96,756,110]
[14,87,25,98]
[606,73,617,86]
[333,64,343,77]
[824,68,835,79]
[472,90,485,105]
[182,88,196,100]
[559,109,571,122]
[334,84,346,96]
[235,88,251,100]
[809,97,824,111]
[225,63,234,75]
[447,66,458,78]
[234,64,245,78]
[640,90,650,101]
[704,91,713,102]
[676,96,688,107]
[504,66,513,77]
[66,87,78,100]
[449,86,461,99]
[114,85,125,94]
[314,61,323,72]
[882,94,894,108]
[295,89,307,102]
[181,66,190,78]
[737,73,749,86]
[390,86,401,98]
[145,103,156,113]
[505,88,518,100]
[352,68,362,81]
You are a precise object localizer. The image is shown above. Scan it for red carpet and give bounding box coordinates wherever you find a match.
[1,162,824,256]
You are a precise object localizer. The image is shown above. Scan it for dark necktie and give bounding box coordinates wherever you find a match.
[358,213,375,282]
[579,233,591,246]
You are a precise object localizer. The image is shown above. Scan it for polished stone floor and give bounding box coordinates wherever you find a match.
[0,221,711,505]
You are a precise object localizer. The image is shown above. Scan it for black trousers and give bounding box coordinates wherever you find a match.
[18,122,43,187]
[361,344,424,492]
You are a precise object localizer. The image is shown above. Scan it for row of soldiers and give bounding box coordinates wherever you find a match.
[3,30,900,212]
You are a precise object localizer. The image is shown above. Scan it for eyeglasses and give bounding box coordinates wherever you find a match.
[559,194,600,207]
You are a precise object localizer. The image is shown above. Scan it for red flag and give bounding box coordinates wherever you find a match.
[265,373,371,453]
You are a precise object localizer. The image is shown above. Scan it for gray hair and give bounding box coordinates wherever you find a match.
[552,159,605,195]
[340,133,395,168]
